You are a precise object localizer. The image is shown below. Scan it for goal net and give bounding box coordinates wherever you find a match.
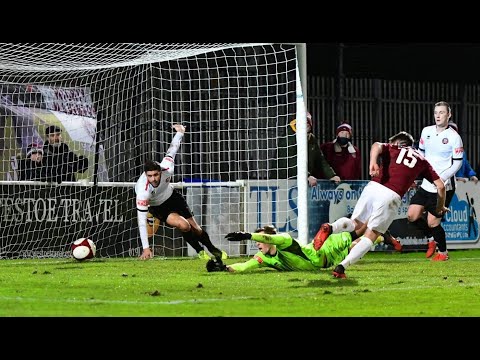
[0,43,304,259]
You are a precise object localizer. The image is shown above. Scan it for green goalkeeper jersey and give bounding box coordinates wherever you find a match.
[228,231,352,272]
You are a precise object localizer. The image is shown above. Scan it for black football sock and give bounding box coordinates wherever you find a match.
[431,225,447,252]
[198,230,223,259]
[182,230,203,253]
[350,231,360,241]
[382,230,393,245]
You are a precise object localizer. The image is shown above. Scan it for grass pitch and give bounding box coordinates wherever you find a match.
[1,249,479,317]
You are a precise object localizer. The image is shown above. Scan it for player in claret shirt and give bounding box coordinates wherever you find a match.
[314,131,448,278]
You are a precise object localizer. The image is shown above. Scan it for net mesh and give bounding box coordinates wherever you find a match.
[0,43,299,259]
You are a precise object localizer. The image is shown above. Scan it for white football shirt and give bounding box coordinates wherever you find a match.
[134,131,184,249]
[418,125,464,192]
[134,170,174,208]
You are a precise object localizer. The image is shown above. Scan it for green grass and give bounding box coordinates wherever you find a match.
[1,249,479,317]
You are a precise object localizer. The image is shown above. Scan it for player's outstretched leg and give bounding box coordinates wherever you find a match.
[314,217,356,251]
[383,230,402,252]
[332,236,374,279]
[332,264,346,278]
[313,223,332,251]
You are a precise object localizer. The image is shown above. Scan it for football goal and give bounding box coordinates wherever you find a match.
[0,43,308,259]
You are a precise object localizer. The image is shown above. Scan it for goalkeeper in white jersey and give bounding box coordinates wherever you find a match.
[134,124,227,261]
[407,101,464,261]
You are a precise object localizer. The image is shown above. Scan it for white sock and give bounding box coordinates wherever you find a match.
[331,217,355,233]
[340,236,373,269]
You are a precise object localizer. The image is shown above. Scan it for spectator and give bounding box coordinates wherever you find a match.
[276,111,340,186]
[43,125,88,183]
[316,122,400,250]
[449,122,478,184]
[17,143,47,181]
[320,122,362,180]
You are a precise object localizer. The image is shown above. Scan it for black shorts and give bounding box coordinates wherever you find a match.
[410,187,454,219]
[148,189,194,222]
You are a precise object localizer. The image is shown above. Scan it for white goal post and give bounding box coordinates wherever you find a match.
[0,43,308,259]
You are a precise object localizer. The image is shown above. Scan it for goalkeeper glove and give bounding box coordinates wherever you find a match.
[206,259,227,272]
[225,231,252,241]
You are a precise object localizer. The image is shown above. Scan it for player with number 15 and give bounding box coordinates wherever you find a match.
[315,131,448,279]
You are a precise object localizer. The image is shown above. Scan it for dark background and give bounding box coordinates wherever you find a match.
[307,43,480,82]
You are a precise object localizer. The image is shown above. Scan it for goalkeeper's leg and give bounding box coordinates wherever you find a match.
[320,231,356,268]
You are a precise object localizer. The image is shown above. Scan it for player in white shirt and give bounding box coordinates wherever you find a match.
[407,101,464,261]
[135,124,227,261]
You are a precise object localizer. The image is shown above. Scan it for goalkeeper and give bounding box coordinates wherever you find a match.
[206,225,362,273]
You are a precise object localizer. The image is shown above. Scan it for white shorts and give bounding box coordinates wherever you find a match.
[351,181,402,234]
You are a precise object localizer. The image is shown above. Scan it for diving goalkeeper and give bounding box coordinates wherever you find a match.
[206,225,362,273]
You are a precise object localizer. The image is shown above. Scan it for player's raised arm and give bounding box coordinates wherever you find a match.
[172,123,185,133]
[160,124,186,175]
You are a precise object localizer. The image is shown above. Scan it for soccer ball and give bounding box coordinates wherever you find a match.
[71,238,96,261]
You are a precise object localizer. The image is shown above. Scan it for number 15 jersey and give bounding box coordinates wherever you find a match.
[372,144,440,198]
